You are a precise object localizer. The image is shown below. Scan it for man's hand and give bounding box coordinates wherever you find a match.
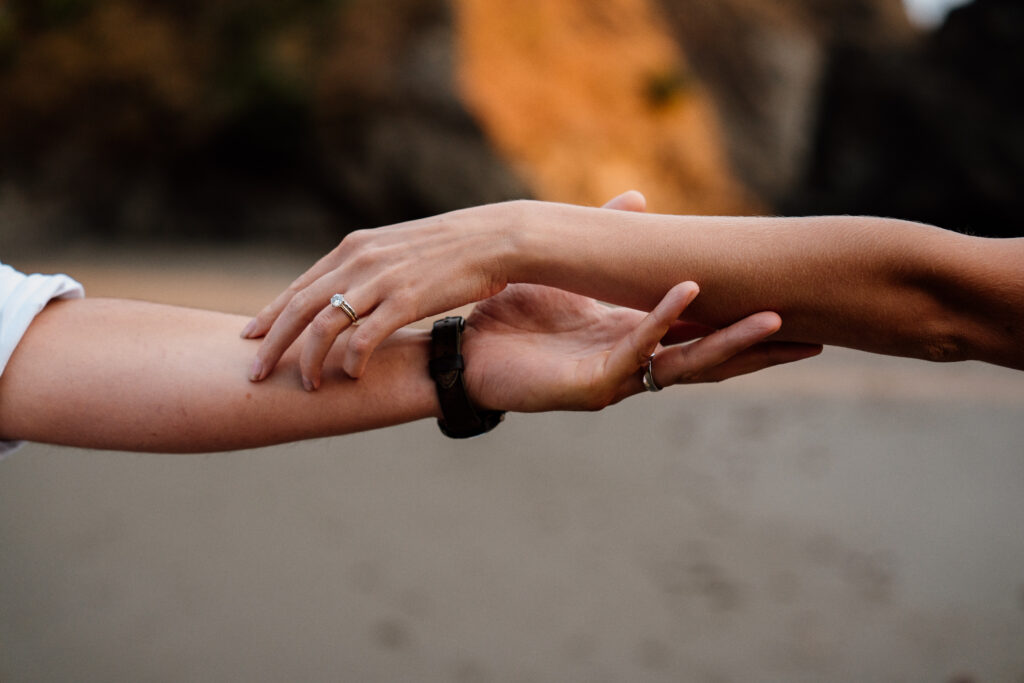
[463,281,822,413]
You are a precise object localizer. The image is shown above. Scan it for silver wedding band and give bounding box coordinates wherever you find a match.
[642,353,662,393]
[330,293,360,326]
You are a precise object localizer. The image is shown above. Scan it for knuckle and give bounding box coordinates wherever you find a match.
[287,289,319,317]
[675,368,697,384]
[283,292,306,315]
[308,315,337,339]
[347,330,374,358]
[339,229,370,252]
[387,288,416,313]
[349,245,386,272]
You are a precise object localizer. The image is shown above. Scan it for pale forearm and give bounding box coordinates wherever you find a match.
[509,201,1024,368]
[0,298,439,452]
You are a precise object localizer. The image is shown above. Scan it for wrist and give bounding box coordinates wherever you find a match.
[504,201,608,291]
[459,323,495,412]
[374,328,444,420]
[495,199,555,286]
[441,201,528,293]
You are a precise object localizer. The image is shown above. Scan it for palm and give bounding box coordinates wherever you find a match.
[463,284,646,412]
[462,280,821,414]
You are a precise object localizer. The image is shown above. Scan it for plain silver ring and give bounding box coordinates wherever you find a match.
[330,293,360,326]
[642,353,662,392]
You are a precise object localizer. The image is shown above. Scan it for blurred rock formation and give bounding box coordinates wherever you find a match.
[792,0,1024,236]
[1,0,1020,250]
[654,0,914,206]
[0,0,527,250]
[455,0,759,216]
[656,0,1022,236]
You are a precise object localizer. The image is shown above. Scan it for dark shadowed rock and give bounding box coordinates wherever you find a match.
[791,0,1024,236]
[0,0,527,251]
[655,0,1022,236]
[3,0,1020,250]
[653,0,914,205]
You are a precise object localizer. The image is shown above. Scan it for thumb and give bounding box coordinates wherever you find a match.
[601,190,647,213]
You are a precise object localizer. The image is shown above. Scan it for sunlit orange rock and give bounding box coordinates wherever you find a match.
[454,0,761,216]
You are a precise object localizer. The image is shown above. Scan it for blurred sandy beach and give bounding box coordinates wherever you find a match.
[1,254,1022,682]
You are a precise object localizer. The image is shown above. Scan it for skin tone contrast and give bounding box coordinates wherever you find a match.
[244,192,1024,387]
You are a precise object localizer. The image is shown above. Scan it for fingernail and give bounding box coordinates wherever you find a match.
[249,359,264,382]
[302,376,314,392]
[240,319,258,338]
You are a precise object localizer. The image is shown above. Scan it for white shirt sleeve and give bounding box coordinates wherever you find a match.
[0,261,85,458]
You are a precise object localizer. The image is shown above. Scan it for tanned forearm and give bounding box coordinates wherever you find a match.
[0,298,440,452]
[508,202,1024,369]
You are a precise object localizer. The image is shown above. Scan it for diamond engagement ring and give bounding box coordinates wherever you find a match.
[330,293,360,326]
[642,353,662,392]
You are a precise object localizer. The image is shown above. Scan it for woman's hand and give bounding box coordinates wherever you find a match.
[463,282,822,413]
[242,202,523,388]
[242,192,657,390]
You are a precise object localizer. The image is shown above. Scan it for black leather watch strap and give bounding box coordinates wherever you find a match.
[429,316,505,438]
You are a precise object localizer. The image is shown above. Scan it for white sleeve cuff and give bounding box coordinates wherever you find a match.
[0,262,85,458]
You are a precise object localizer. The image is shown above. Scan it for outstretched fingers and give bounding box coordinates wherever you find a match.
[650,311,821,389]
[297,295,368,390]
[241,286,299,341]
[240,248,344,340]
[250,273,370,383]
[685,341,824,384]
[604,282,700,386]
[338,304,406,379]
[661,319,717,347]
[658,311,783,386]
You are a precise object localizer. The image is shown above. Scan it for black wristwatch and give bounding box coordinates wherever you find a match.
[428,316,505,438]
